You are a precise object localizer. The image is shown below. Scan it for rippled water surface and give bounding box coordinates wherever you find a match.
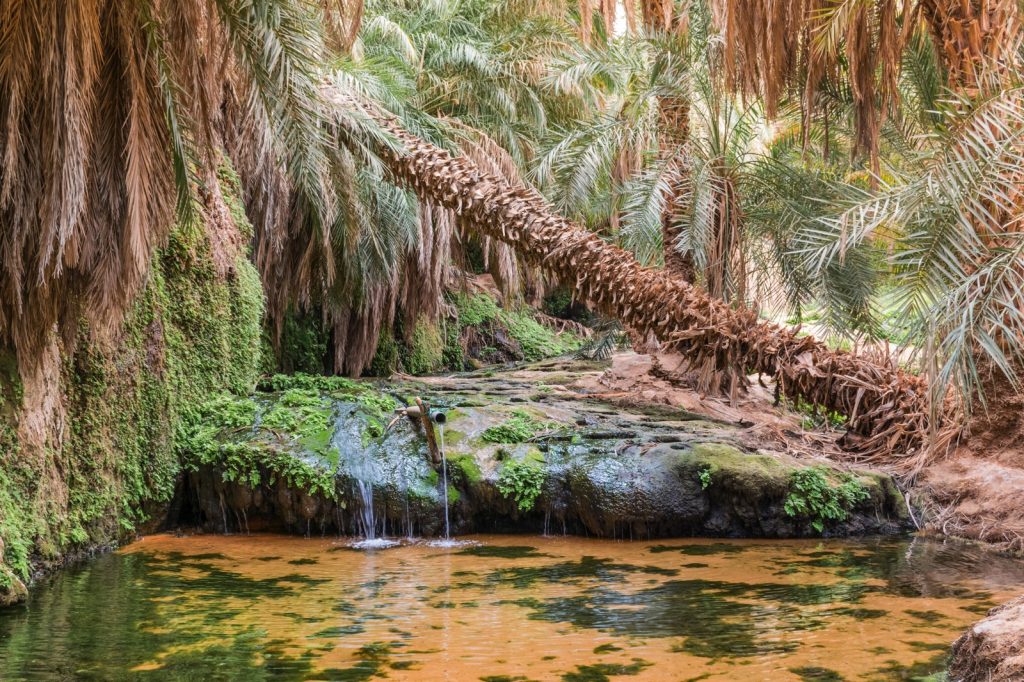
[2,534,1023,680]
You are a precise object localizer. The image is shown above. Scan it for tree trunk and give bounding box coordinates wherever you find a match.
[920,0,1020,93]
[335,94,948,465]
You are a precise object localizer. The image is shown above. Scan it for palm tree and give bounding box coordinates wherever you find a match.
[263,0,583,375]
[333,91,943,465]
[801,81,1024,419]
[641,0,695,279]
[539,2,770,304]
[712,0,1020,174]
[0,0,335,371]
[544,0,698,279]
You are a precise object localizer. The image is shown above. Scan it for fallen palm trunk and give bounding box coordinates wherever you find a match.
[330,92,950,467]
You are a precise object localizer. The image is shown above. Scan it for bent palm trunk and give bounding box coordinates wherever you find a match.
[335,95,947,466]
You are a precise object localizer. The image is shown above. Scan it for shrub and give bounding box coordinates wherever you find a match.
[784,467,870,533]
[497,459,545,512]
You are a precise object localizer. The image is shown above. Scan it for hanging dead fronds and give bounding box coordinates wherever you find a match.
[712,0,1022,168]
[919,0,1021,93]
[320,0,364,53]
[0,0,332,372]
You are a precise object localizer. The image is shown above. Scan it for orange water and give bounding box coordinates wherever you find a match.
[2,533,1021,681]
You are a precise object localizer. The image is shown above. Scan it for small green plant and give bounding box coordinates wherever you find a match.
[788,397,847,430]
[496,459,545,512]
[698,466,712,490]
[481,410,557,443]
[784,467,870,533]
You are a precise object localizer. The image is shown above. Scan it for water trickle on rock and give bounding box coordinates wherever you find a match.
[331,407,383,543]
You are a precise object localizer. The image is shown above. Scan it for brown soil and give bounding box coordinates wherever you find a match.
[950,595,1024,681]
[918,377,1024,552]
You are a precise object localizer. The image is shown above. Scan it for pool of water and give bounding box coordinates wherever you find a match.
[2,534,1022,680]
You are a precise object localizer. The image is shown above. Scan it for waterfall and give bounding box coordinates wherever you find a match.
[330,407,389,545]
[354,477,377,540]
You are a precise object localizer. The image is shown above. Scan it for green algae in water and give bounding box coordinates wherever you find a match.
[561,659,651,681]
[649,543,748,555]
[457,545,551,559]
[789,667,846,681]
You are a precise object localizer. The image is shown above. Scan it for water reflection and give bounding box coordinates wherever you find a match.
[0,535,1021,681]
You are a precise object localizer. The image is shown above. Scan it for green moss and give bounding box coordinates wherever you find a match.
[499,306,579,361]
[452,293,580,363]
[448,454,483,486]
[405,319,445,375]
[481,410,558,444]
[676,444,790,495]
[369,327,401,376]
[0,157,265,590]
[454,293,502,326]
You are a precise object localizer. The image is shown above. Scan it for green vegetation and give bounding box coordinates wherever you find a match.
[368,291,582,376]
[405,319,446,375]
[176,392,336,498]
[0,165,264,593]
[481,410,558,444]
[784,468,871,534]
[496,459,546,512]
[698,466,712,490]
[448,454,483,487]
[452,293,581,363]
[788,398,847,431]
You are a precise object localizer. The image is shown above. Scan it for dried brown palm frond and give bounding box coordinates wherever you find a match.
[330,88,952,468]
[623,0,637,33]
[919,0,1021,93]
[711,0,1022,168]
[579,0,594,45]
[0,0,332,373]
[320,0,363,53]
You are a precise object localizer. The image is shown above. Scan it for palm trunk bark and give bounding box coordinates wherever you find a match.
[337,96,946,465]
[920,0,1020,93]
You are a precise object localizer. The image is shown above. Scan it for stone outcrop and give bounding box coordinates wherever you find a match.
[169,360,911,540]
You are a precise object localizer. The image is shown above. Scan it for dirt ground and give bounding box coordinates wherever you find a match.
[910,371,1024,553]
[570,351,857,464]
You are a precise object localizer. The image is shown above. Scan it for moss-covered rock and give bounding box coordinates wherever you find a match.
[366,291,583,377]
[171,361,911,541]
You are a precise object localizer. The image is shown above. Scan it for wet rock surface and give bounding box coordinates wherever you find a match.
[949,594,1024,681]
[169,359,911,539]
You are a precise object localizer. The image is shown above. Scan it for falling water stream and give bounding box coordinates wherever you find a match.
[439,423,450,540]
[331,409,400,549]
